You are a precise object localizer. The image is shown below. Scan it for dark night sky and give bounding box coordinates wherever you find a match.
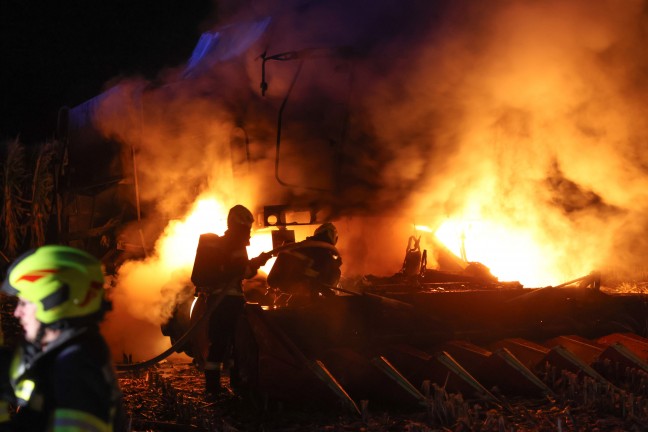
[0,0,214,143]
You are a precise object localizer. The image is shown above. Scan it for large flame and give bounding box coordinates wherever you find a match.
[432,219,559,286]
[159,198,228,268]
[157,197,275,273]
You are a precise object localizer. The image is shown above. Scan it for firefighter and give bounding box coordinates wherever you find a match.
[301,222,342,297]
[190,204,270,395]
[267,222,342,300]
[0,245,126,431]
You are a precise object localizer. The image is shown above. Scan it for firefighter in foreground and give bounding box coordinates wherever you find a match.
[267,222,342,301]
[191,204,271,395]
[0,245,126,431]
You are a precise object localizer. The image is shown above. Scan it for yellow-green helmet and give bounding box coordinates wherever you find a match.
[1,245,107,325]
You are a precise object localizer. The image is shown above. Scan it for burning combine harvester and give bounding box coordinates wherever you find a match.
[157,228,648,421]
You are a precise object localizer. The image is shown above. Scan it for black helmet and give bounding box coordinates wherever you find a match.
[227,205,254,229]
[314,223,338,245]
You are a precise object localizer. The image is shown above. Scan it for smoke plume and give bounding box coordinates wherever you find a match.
[91,0,648,358]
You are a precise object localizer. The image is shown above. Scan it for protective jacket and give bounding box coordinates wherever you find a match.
[268,232,342,297]
[4,326,126,431]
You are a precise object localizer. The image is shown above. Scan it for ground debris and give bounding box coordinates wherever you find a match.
[118,358,647,432]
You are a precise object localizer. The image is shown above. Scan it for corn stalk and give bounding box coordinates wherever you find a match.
[1,138,29,258]
[29,140,57,248]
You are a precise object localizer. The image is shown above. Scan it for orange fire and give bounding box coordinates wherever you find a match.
[157,196,276,276]
[157,198,228,270]
[111,196,275,327]
[420,218,570,288]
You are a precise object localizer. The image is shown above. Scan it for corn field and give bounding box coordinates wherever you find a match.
[0,137,59,272]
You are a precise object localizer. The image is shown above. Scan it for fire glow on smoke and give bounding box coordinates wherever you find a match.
[101,0,648,360]
[158,197,275,274]
[113,196,274,321]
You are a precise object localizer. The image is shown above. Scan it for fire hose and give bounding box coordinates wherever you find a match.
[115,289,228,371]
[115,240,339,371]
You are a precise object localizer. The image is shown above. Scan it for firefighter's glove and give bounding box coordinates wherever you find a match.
[249,252,272,270]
